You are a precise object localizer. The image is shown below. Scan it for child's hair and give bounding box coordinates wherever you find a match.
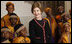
[57,6,64,12]
[1,26,11,32]
[63,22,70,32]
[31,2,43,13]
[1,27,12,39]
[44,7,52,14]
[6,2,14,9]
[9,13,17,16]
[9,13,18,20]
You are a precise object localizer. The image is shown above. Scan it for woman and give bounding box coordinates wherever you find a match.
[29,2,52,43]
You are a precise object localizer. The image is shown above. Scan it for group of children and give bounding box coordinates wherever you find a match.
[1,2,30,43]
[1,2,71,43]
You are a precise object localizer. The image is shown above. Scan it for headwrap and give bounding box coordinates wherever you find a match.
[1,27,11,32]
[9,13,18,18]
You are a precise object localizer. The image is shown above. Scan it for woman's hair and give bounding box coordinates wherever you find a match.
[31,2,43,13]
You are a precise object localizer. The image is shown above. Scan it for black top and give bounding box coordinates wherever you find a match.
[29,19,52,43]
[36,19,44,26]
[14,24,23,32]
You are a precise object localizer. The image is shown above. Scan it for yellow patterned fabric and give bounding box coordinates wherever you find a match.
[62,32,71,43]
[1,15,11,27]
[1,14,21,32]
[12,37,31,43]
[44,17,57,37]
[44,18,50,26]
[1,14,21,27]
[8,26,14,33]
[68,19,71,32]
[24,37,31,43]
[1,19,4,28]
[13,37,25,43]
[68,19,71,43]
[62,34,68,43]
[58,22,64,33]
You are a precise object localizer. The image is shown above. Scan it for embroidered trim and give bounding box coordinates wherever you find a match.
[34,19,46,43]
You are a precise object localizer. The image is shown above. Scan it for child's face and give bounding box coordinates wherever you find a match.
[10,18,17,26]
[7,5,14,13]
[33,7,42,18]
[64,24,70,32]
[2,31,10,39]
[65,15,70,21]
[47,9,52,16]
[2,31,13,39]
[59,7,64,13]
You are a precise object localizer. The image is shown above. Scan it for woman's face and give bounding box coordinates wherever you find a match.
[33,7,42,18]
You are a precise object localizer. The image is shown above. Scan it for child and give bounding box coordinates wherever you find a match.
[1,27,13,43]
[1,2,21,28]
[8,13,19,33]
[58,22,71,43]
[12,24,31,43]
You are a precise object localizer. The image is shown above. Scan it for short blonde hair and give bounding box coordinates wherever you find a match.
[31,2,43,13]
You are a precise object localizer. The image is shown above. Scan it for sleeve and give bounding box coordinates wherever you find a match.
[62,35,68,43]
[1,18,5,28]
[51,18,57,38]
[17,16,21,24]
[29,21,36,42]
[49,26,53,43]
[46,21,52,42]
[50,27,53,42]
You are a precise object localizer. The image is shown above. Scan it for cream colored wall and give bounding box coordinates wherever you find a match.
[1,1,46,36]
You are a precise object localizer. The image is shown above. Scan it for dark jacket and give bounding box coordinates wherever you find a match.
[29,19,52,43]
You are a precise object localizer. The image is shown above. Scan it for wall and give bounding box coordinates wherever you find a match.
[1,1,46,36]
